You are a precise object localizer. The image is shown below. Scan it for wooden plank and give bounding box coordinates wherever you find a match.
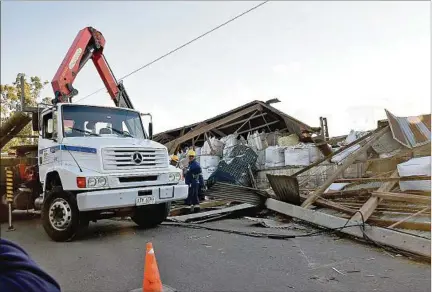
[266,198,431,258]
[237,119,279,135]
[301,126,390,208]
[167,104,261,151]
[234,110,259,133]
[219,112,268,129]
[300,194,357,215]
[388,207,430,229]
[351,170,399,222]
[372,192,431,204]
[335,176,431,183]
[335,212,431,232]
[167,203,255,223]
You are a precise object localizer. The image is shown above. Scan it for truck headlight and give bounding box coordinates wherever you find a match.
[88,177,97,187]
[98,177,107,186]
[168,172,181,182]
[87,176,108,188]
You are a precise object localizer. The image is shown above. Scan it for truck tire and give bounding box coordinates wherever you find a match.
[41,188,81,242]
[131,202,171,229]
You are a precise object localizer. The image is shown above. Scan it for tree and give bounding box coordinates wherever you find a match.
[0,73,51,151]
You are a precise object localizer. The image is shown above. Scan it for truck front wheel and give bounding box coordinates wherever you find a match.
[131,202,170,229]
[42,189,81,242]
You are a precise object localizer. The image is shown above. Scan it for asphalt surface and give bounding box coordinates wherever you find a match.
[1,216,430,292]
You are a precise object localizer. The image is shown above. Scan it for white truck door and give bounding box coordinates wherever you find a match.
[38,110,60,187]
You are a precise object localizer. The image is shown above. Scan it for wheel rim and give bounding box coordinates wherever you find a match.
[48,198,72,231]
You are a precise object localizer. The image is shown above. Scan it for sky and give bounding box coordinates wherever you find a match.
[1,1,430,136]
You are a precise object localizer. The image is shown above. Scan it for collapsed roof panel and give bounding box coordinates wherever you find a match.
[153,100,320,153]
[385,109,431,149]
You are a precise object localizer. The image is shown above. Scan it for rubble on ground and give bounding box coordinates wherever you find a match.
[160,103,431,260]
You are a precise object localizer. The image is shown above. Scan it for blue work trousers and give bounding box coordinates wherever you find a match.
[185,183,200,206]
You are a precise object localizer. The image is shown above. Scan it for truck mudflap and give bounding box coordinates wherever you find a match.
[76,184,188,212]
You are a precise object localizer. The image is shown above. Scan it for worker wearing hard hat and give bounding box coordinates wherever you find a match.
[170,155,179,167]
[184,149,202,213]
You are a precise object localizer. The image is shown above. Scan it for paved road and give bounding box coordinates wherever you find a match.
[1,217,430,292]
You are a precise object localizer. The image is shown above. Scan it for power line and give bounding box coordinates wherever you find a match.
[75,0,269,103]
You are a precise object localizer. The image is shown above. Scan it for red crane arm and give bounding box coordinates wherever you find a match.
[51,27,133,109]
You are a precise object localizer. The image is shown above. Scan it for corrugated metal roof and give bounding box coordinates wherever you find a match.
[385,109,431,149]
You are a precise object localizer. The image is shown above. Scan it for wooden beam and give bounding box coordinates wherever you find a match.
[260,111,272,132]
[388,207,430,229]
[237,119,280,135]
[234,110,259,134]
[167,104,261,152]
[335,176,431,183]
[219,112,268,129]
[210,129,226,137]
[371,192,431,204]
[301,126,390,208]
[350,170,399,223]
[335,212,431,232]
[266,198,431,258]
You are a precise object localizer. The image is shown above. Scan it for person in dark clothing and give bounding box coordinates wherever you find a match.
[0,238,61,292]
[184,149,202,213]
[198,173,205,201]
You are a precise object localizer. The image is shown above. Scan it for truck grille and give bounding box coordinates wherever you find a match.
[102,147,168,170]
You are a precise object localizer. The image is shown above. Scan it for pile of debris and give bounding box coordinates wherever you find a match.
[168,109,431,260]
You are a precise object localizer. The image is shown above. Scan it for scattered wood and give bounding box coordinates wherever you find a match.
[266,198,431,258]
[371,192,431,204]
[292,129,377,177]
[388,207,430,229]
[350,170,399,223]
[301,126,390,208]
[334,176,431,183]
[167,203,256,223]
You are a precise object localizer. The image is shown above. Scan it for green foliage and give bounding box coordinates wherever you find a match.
[0,73,51,151]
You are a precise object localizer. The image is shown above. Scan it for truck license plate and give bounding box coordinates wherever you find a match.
[136,196,155,206]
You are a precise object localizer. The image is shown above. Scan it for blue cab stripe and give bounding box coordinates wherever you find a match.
[39,145,97,154]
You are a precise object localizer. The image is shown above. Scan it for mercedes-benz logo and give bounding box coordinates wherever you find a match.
[132,152,143,164]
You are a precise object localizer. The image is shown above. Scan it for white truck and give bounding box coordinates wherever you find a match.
[24,26,188,241]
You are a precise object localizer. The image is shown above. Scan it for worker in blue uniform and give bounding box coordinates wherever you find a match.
[184,149,202,213]
[0,238,61,292]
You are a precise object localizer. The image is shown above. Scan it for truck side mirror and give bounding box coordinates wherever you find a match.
[32,112,39,131]
[148,122,153,140]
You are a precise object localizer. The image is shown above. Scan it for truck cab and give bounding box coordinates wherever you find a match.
[37,103,188,241]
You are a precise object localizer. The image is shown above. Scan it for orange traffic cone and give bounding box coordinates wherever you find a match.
[143,242,163,292]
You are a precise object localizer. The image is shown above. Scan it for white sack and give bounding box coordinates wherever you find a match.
[284,146,310,166]
[397,156,431,191]
[265,146,285,168]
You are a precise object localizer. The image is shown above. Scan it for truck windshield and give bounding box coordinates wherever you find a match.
[62,105,146,139]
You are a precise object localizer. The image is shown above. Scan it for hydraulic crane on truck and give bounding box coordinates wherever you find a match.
[51,26,134,109]
[2,26,187,241]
